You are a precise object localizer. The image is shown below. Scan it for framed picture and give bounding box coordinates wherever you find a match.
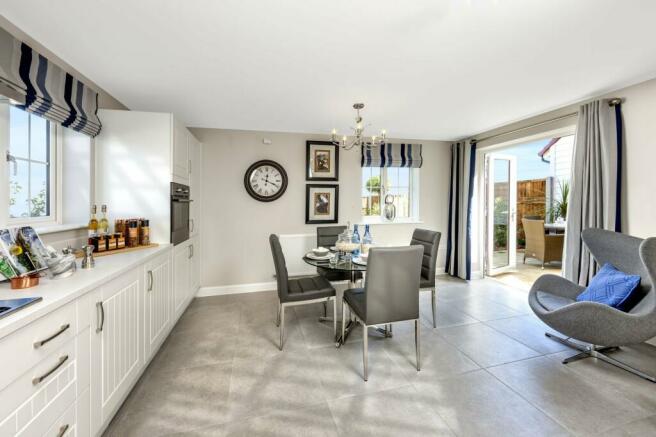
[306,140,339,181]
[305,184,339,224]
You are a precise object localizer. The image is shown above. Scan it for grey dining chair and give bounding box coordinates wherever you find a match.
[342,245,424,381]
[529,228,656,382]
[269,234,337,350]
[411,229,441,328]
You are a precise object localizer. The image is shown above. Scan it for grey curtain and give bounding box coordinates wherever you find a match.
[445,140,476,280]
[564,99,623,285]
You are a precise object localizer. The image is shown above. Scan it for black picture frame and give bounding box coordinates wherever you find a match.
[306,140,339,181]
[305,184,339,224]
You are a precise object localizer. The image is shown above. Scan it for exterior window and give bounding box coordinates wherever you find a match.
[7,105,56,222]
[361,167,418,221]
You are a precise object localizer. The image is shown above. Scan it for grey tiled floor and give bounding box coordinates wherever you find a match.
[104,277,656,436]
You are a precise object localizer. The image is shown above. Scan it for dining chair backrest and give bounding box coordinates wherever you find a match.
[269,234,288,299]
[363,246,423,325]
[410,229,441,284]
[317,226,347,248]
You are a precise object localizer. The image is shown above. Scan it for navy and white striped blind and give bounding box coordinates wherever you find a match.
[361,143,423,168]
[0,26,101,137]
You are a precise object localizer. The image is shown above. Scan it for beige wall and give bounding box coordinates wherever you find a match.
[472,77,656,240]
[0,16,126,110]
[190,128,450,288]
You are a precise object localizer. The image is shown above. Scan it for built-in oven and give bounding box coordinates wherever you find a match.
[171,182,191,245]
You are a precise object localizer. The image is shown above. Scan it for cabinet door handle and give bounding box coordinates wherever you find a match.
[57,424,69,437]
[190,219,195,233]
[33,323,70,349]
[33,355,68,385]
[148,270,154,292]
[96,302,105,333]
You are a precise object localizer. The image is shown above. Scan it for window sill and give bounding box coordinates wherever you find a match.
[361,217,424,226]
[32,223,88,235]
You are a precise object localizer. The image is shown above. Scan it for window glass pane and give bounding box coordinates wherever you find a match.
[362,167,381,216]
[29,163,49,217]
[398,168,410,186]
[9,160,29,218]
[30,115,48,162]
[9,106,29,159]
[387,167,399,189]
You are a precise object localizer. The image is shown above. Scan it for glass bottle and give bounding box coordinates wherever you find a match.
[99,204,109,235]
[362,224,373,255]
[352,224,361,257]
[87,205,98,237]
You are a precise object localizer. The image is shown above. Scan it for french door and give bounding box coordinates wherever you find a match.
[485,153,517,276]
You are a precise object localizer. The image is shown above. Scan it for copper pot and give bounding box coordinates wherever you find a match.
[10,274,40,289]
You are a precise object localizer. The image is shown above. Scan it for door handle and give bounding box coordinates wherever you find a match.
[56,424,69,437]
[190,219,195,233]
[147,270,154,292]
[33,355,68,385]
[96,302,105,333]
[33,323,70,349]
[188,244,193,259]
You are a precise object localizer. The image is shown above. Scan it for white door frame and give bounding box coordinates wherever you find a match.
[485,153,517,276]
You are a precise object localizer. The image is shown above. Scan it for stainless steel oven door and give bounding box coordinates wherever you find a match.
[171,198,191,245]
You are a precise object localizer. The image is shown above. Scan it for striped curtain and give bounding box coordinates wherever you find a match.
[361,143,423,168]
[445,140,477,280]
[0,27,101,137]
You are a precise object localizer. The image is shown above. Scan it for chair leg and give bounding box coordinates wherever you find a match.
[363,324,369,381]
[415,319,421,371]
[279,305,285,351]
[431,287,437,329]
[332,297,337,337]
[275,301,281,327]
[341,299,346,346]
[323,300,327,318]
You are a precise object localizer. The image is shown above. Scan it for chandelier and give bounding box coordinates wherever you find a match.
[331,103,387,150]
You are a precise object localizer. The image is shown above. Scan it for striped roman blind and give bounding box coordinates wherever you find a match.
[360,143,423,168]
[0,26,102,137]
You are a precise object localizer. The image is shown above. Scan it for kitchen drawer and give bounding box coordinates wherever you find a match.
[0,300,78,393]
[0,336,77,435]
[42,397,77,437]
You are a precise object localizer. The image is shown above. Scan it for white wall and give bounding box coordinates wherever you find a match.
[190,128,450,290]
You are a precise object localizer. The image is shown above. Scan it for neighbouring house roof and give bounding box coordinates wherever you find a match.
[538,137,561,157]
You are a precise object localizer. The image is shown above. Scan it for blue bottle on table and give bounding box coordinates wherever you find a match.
[352,224,361,257]
[362,225,372,254]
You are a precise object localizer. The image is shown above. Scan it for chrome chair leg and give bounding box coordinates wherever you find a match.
[431,287,437,328]
[332,297,337,337]
[341,299,346,347]
[363,323,369,381]
[275,301,281,327]
[415,319,421,371]
[323,300,327,318]
[279,305,285,351]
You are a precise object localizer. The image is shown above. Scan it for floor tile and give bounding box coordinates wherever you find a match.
[445,296,523,321]
[328,385,454,436]
[106,361,234,436]
[173,303,241,335]
[438,322,541,367]
[485,314,570,354]
[413,369,569,436]
[489,356,653,434]
[383,329,480,383]
[233,316,305,361]
[227,350,329,420]
[597,414,656,436]
[170,403,339,437]
[427,301,479,329]
[307,341,410,400]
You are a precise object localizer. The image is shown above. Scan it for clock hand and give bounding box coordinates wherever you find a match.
[268,180,280,189]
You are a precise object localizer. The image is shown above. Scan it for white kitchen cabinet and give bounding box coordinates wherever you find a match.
[189,236,200,295]
[189,135,202,237]
[144,251,172,361]
[172,118,189,182]
[89,268,143,436]
[173,242,192,322]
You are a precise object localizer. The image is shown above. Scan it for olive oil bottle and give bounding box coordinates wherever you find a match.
[99,204,109,235]
[88,205,98,237]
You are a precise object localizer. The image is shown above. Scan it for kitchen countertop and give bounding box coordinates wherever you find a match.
[0,243,172,340]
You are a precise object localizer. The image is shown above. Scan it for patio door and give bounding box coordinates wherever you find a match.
[485,154,517,276]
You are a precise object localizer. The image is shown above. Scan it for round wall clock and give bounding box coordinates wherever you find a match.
[244,160,288,202]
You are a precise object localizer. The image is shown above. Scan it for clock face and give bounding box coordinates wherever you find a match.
[244,160,288,202]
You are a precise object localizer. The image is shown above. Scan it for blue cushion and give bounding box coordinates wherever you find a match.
[576,263,641,311]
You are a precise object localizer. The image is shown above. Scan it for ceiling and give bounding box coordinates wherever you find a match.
[3,0,656,140]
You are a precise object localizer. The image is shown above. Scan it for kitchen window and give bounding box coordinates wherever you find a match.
[4,104,58,224]
[361,167,419,222]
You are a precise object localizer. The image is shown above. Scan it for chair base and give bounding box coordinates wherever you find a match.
[544,332,656,383]
[277,296,337,351]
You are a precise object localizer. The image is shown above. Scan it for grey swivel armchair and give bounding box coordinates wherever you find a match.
[529,228,656,382]
[269,234,337,350]
[342,245,424,381]
[411,229,441,328]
